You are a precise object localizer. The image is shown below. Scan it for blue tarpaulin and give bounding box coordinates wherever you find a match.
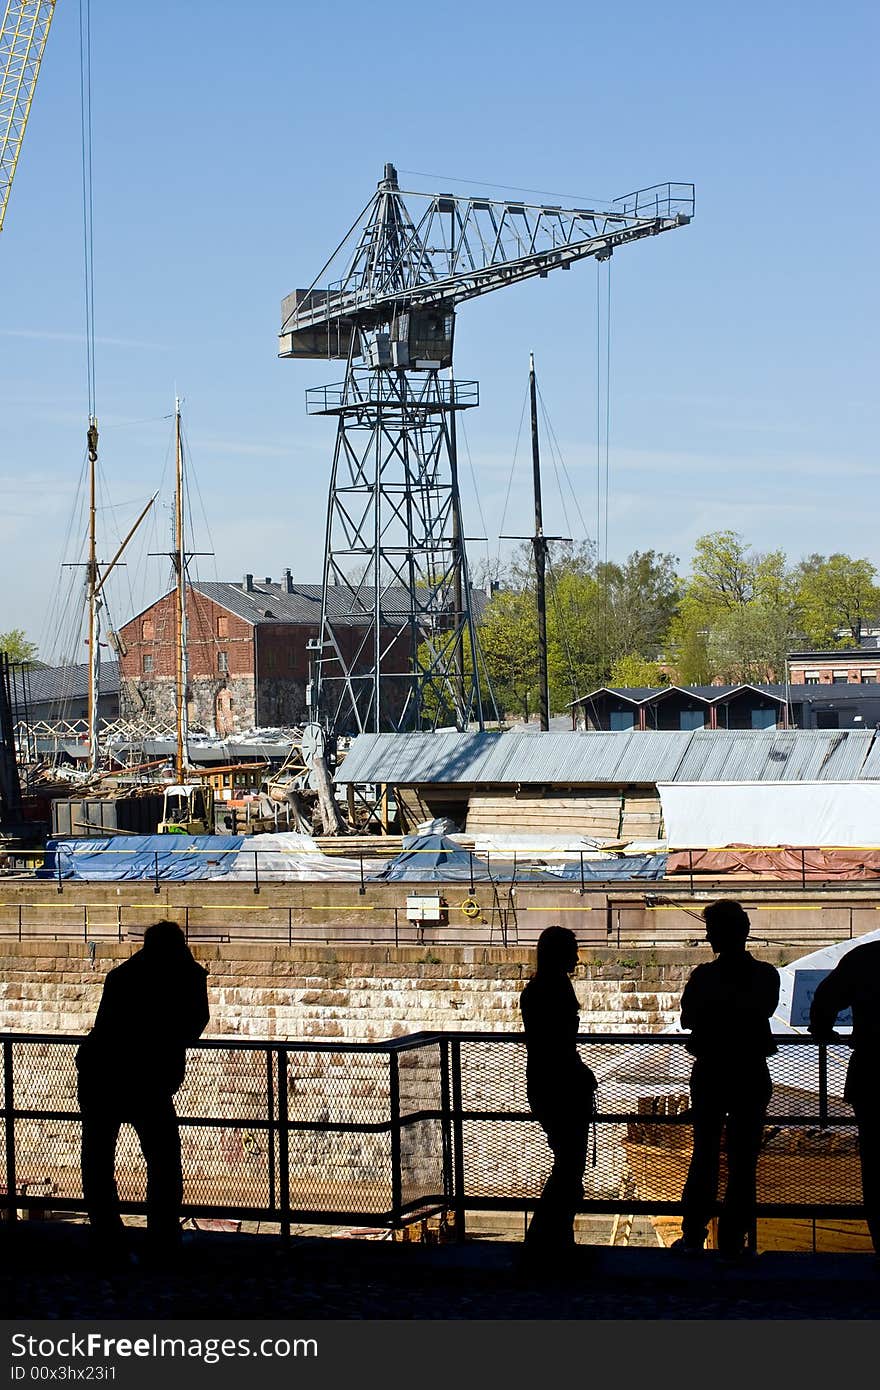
[369,834,667,883]
[369,834,495,882]
[526,854,667,882]
[39,835,244,881]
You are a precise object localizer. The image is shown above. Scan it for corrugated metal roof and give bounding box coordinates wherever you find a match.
[674,729,874,782]
[192,581,488,628]
[856,739,880,780]
[9,660,119,706]
[336,728,880,786]
[336,730,695,786]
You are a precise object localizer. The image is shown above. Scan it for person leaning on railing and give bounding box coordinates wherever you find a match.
[75,919,209,1268]
[519,924,597,1270]
[672,900,780,1261]
[809,937,880,1266]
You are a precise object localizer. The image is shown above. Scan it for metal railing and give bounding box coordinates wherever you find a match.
[0,1031,866,1237]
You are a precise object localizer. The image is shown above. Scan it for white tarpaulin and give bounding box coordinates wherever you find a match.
[224,832,384,881]
[658,781,880,849]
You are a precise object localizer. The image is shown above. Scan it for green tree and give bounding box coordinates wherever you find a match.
[477,587,541,719]
[0,629,38,664]
[607,654,670,688]
[596,550,680,668]
[794,554,880,647]
[669,531,799,684]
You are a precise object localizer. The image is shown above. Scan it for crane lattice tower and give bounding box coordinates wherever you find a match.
[280,164,693,737]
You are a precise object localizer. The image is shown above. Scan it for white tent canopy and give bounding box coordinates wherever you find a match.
[658,781,880,849]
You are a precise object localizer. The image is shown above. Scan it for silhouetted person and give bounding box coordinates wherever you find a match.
[674,901,779,1258]
[809,939,880,1260]
[520,925,596,1264]
[76,920,209,1264]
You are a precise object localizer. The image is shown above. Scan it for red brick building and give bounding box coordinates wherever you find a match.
[787,645,880,687]
[118,572,411,735]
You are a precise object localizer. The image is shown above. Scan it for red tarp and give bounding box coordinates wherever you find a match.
[666,846,880,880]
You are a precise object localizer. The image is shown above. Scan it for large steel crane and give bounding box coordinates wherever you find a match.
[0,0,55,233]
[280,164,693,737]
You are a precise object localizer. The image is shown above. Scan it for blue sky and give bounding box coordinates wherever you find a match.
[1,0,878,659]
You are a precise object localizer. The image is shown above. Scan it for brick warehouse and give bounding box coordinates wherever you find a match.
[118,571,414,735]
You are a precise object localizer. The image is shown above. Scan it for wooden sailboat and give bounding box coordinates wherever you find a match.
[156,399,212,835]
[83,417,156,776]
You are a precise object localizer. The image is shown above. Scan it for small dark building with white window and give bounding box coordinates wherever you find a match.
[571,683,880,733]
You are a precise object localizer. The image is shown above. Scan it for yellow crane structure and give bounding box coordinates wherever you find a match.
[0,0,55,233]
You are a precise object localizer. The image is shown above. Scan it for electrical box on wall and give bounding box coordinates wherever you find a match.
[405,895,446,924]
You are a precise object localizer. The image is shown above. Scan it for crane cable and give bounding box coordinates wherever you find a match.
[79,0,96,420]
[596,258,612,674]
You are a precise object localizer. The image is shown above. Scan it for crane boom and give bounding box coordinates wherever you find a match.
[280,166,693,359]
[0,0,55,234]
[278,163,693,739]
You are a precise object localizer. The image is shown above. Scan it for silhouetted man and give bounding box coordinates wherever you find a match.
[674,900,779,1258]
[809,938,880,1260]
[520,925,596,1264]
[76,920,209,1263]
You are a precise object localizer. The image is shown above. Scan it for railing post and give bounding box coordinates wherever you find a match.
[389,1050,402,1229]
[3,1039,16,1225]
[184,905,189,942]
[288,906,292,948]
[468,852,474,895]
[266,1048,277,1224]
[57,850,63,895]
[801,848,807,890]
[254,849,260,895]
[18,903,22,942]
[818,1042,828,1129]
[439,1038,454,1218]
[394,906,399,947]
[450,1038,466,1242]
[359,853,365,896]
[688,849,694,896]
[579,850,585,896]
[277,1046,291,1241]
[153,851,160,895]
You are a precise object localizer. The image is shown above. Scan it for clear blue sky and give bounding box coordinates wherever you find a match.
[2,0,878,660]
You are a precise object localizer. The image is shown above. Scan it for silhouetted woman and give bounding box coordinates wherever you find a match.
[520,924,596,1263]
[76,920,209,1264]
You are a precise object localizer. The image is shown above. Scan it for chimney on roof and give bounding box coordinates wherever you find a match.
[283,567,294,593]
[243,573,254,592]
[264,577,272,585]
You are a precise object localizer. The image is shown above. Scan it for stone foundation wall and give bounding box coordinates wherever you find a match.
[0,939,752,1038]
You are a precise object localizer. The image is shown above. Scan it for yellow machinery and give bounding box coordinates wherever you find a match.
[157,784,214,836]
[0,1,56,233]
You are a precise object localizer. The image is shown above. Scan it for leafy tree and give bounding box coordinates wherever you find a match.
[607,654,669,688]
[669,531,799,684]
[477,587,541,719]
[794,554,880,647]
[596,550,680,668]
[0,629,38,665]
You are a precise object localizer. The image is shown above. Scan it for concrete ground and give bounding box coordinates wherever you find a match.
[3,1218,880,1320]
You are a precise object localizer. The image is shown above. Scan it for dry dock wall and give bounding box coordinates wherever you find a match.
[0,878,876,950]
[0,938,797,1037]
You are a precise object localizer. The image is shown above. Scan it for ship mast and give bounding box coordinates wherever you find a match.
[86,417,100,771]
[529,354,550,732]
[173,397,189,783]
